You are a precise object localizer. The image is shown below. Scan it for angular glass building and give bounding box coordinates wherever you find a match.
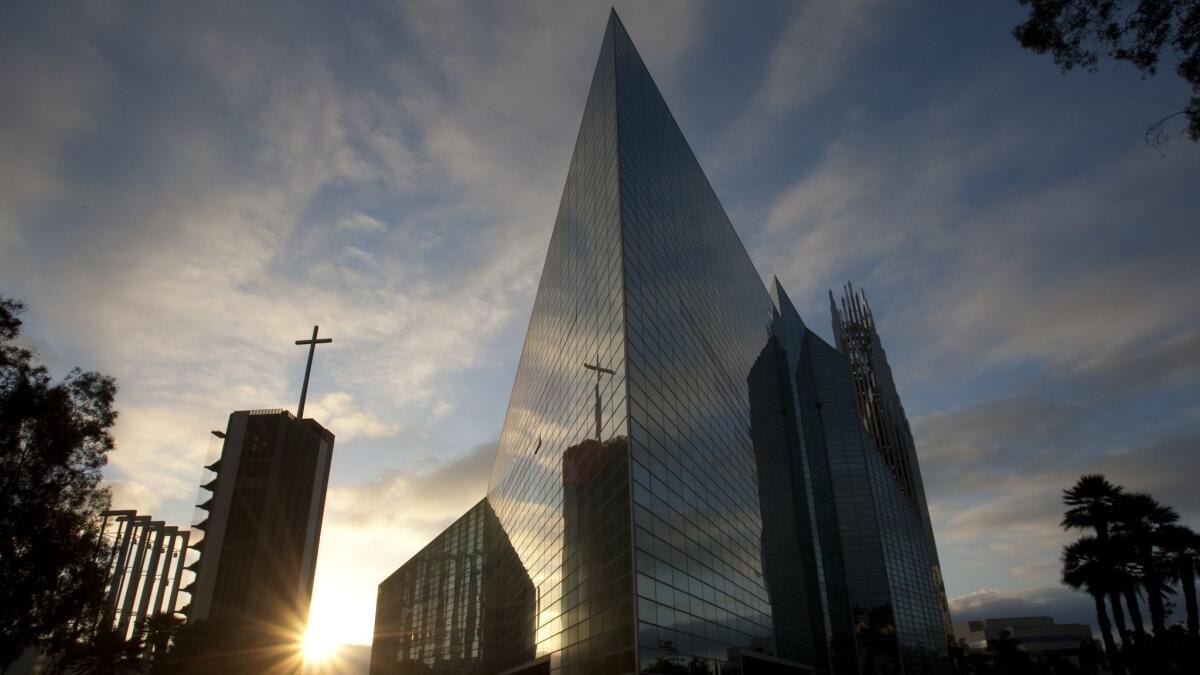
[373,11,950,675]
[369,499,535,675]
[830,284,954,645]
[768,285,950,674]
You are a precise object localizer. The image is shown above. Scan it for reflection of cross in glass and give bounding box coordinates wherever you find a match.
[582,357,615,441]
[294,325,333,418]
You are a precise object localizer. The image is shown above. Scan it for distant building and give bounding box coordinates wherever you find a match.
[953,616,1093,655]
[185,409,334,668]
[97,510,189,640]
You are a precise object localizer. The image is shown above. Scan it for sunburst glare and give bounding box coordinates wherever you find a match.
[300,624,339,664]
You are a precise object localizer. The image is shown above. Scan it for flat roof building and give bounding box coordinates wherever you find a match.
[953,616,1094,655]
[185,409,334,672]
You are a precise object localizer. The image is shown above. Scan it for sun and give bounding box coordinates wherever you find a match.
[300,625,339,663]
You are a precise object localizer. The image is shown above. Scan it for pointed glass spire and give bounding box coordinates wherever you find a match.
[377,10,954,675]
[483,10,782,672]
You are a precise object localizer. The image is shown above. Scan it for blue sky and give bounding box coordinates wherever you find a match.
[2,1,1198,647]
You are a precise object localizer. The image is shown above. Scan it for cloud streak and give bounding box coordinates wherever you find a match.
[2,0,1198,645]
[310,441,495,646]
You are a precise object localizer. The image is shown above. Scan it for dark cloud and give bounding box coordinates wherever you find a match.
[918,386,1200,599]
[3,0,1199,647]
[1092,437,1200,521]
[950,587,1097,630]
[917,397,1200,527]
[916,398,1084,469]
[951,584,1190,633]
[327,440,496,538]
[1076,328,1200,398]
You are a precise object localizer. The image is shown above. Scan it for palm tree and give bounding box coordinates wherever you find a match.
[1112,492,1180,636]
[1107,532,1149,637]
[1063,475,1124,535]
[1157,524,1200,638]
[1063,536,1126,675]
[1062,475,1134,643]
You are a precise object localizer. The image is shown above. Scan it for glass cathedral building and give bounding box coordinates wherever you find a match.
[372,11,950,675]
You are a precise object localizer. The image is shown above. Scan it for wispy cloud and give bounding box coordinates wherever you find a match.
[0,6,111,236]
[711,0,890,170]
[306,393,400,441]
[311,441,495,646]
[0,1,710,644]
[106,479,164,517]
[3,0,1198,647]
[743,40,1200,601]
[950,587,1097,629]
[917,392,1200,596]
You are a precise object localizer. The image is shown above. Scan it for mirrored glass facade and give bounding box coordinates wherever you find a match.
[758,281,945,667]
[370,499,536,675]
[372,502,487,675]
[484,12,784,674]
[830,285,954,643]
[751,286,831,673]
[801,333,950,674]
[614,14,779,674]
[484,9,632,675]
[375,10,952,675]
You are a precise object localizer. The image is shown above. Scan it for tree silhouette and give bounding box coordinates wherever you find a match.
[1062,536,1125,674]
[141,614,184,666]
[0,296,116,671]
[1078,637,1106,675]
[1109,539,1148,638]
[47,628,146,675]
[1062,475,1123,537]
[148,616,301,675]
[1157,524,1200,637]
[1062,475,1134,644]
[1112,492,1180,636]
[1013,0,1200,144]
[1059,475,1200,671]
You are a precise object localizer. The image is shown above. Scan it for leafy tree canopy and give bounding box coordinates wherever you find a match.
[1014,0,1200,143]
[0,296,117,669]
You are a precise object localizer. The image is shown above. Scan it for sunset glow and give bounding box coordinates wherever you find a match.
[301,624,339,664]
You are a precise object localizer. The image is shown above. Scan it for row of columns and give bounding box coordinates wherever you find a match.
[98,509,191,640]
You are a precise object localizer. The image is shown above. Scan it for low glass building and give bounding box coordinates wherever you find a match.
[369,499,535,675]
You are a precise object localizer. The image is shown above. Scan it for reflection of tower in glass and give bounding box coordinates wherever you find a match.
[480,500,538,674]
[748,333,829,673]
[561,436,634,675]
